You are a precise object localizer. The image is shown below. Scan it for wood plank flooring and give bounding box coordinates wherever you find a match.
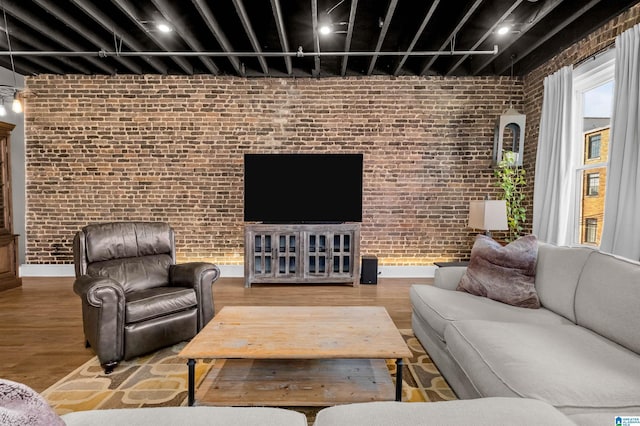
[0,276,431,393]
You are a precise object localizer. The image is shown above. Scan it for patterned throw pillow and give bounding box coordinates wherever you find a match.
[0,379,64,426]
[457,234,540,309]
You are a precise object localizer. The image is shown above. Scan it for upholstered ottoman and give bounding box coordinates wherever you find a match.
[61,406,307,426]
[313,398,575,426]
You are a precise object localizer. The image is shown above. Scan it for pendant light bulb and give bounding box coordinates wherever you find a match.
[12,91,22,113]
[0,101,6,117]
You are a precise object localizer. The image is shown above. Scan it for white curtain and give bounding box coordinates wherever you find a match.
[533,66,575,245]
[600,24,640,261]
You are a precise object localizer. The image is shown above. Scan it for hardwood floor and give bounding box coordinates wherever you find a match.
[0,276,432,393]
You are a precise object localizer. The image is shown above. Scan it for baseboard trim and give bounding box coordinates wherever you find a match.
[19,264,436,279]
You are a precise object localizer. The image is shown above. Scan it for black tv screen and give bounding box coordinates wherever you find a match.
[244,153,363,223]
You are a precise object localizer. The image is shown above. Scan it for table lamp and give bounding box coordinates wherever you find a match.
[468,199,508,237]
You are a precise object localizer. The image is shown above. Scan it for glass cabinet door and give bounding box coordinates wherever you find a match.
[331,233,353,275]
[252,234,273,276]
[307,232,328,276]
[276,233,297,278]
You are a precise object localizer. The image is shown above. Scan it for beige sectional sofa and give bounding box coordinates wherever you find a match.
[58,398,574,426]
[410,242,640,424]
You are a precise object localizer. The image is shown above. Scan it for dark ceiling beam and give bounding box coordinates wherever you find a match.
[4,27,91,74]
[366,0,398,75]
[340,0,358,76]
[497,0,600,75]
[392,0,439,76]
[0,38,65,74]
[419,0,484,75]
[231,0,269,75]
[192,0,244,76]
[445,0,523,76]
[269,0,292,75]
[151,0,219,75]
[311,0,321,77]
[33,0,142,74]
[2,0,115,74]
[111,0,194,74]
[70,0,167,74]
[470,0,564,76]
[0,56,38,76]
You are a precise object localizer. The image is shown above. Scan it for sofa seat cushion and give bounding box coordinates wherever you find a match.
[445,320,640,413]
[61,406,308,426]
[313,398,575,426]
[125,286,197,324]
[410,285,571,342]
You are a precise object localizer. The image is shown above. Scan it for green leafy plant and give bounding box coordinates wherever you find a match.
[494,151,527,242]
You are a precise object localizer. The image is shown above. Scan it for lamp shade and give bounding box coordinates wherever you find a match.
[468,200,508,231]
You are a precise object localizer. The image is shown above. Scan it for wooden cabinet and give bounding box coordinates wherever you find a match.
[244,224,360,287]
[0,122,20,292]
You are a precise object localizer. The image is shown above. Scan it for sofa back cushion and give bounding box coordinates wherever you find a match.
[534,243,593,322]
[575,251,640,354]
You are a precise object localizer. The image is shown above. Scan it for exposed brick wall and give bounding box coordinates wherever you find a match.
[25,75,523,266]
[522,4,640,229]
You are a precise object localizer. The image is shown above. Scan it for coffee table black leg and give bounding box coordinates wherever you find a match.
[395,358,403,401]
[187,358,195,406]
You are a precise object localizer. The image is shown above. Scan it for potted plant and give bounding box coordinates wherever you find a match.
[494,151,526,241]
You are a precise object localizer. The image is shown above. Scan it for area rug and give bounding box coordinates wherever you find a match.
[42,329,455,416]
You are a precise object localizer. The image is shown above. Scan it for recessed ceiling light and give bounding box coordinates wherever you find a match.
[156,23,173,33]
[497,25,510,36]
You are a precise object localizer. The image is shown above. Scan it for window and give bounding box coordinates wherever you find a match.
[584,218,598,244]
[586,173,599,196]
[587,134,601,159]
[572,49,614,247]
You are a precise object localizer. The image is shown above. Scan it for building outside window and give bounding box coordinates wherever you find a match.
[587,134,601,159]
[586,173,599,196]
[584,218,598,244]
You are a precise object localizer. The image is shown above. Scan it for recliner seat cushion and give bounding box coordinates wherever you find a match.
[126,287,197,324]
[445,320,640,413]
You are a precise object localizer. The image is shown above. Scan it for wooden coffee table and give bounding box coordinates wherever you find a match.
[179,306,412,407]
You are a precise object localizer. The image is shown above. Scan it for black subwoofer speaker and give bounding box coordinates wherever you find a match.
[360,255,378,285]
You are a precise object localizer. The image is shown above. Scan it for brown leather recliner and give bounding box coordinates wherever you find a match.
[73,222,220,373]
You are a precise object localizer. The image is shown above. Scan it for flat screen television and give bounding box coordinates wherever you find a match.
[244,153,363,223]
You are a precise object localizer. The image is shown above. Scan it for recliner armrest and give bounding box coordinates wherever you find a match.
[73,275,126,307]
[73,275,126,365]
[169,262,220,329]
[169,262,220,288]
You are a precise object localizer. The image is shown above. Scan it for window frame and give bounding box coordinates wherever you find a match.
[571,49,615,247]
